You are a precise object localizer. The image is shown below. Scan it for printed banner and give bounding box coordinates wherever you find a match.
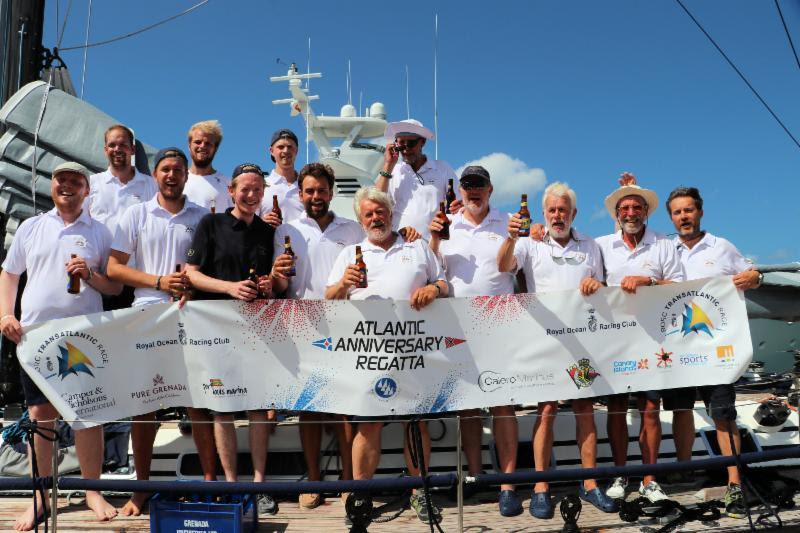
[18,276,752,427]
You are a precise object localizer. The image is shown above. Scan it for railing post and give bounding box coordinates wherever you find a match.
[50,418,58,532]
[456,414,463,533]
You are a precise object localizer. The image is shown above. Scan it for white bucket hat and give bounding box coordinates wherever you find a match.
[384,119,435,141]
[604,184,659,221]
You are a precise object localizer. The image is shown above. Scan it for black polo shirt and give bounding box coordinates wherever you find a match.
[187,208,275,300]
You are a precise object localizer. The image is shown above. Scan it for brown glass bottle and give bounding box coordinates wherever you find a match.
[355,245,368,288]
[445,179,456,214]
[272,195,282,221]
[67,254,80,294]
[247,265,261,298]
[284,236,296,277]
[210,199,216,214]
[518,194,531,237]
[173,264,183,302]
[435,201,450,240]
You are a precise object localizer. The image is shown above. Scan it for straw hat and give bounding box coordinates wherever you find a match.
[604,184,659,221]
[384,119,435,141]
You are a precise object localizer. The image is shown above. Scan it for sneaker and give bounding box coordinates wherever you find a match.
[410,492,442,524]
[606,476,628,499]
[498,489,523,517]
[579,485,619,513]
[528,490,554,519]
[638,481,668,503]
[298,492,322,510]
[256,493,278,515]
[724,483,746,519]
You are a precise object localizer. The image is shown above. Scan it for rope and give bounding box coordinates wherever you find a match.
[19,419,59,533]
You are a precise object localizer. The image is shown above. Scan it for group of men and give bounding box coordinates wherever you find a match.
[0,115,760,530]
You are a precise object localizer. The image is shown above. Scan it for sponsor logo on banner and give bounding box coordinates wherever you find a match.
[373,377,398,399]
[202,378,247,397]
[131,373,188,404]
[715,345,736,368]
[661,290,729,338]
[655,348,674,368]
[478,370,556,392]
[566,358,600,389]
[587,308,598,332]
[613,357,651,375]
[638,358,650,370]
[679,354,709,367]
[177,322,187,346]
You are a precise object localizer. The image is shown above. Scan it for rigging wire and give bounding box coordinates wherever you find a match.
[56,0,73,49]
[675,0,800,151]
[58,0,209,51]
[774,0,800,71]
[79,0,93,100]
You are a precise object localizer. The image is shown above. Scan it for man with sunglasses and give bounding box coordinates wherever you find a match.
[595,173,684,503]
[497,182,616,518]
[376,119,460,239]
[429,166,523,517]
[260,128,304,226]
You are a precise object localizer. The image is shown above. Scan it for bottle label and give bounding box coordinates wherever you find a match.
[520,217,531,231]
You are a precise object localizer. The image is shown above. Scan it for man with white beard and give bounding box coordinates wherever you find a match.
[497,182,616,518]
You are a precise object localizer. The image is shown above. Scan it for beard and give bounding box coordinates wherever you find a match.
[547,221,571,240]
[192,156,213,170]
[620,217,644,235]
[305,201,330,220]
[367,223,392,243]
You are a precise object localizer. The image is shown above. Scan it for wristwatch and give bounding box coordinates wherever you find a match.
[378,170,392,179]
[649,276,658,286]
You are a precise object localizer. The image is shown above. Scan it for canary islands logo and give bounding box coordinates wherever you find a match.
[655,348,674,368]
[680,302,714,337]
[57,341,95,379]
[566,358,600,389]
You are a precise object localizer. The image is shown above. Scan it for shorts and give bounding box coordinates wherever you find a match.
[20,369,49,407]
[662,387,697,411]
[102,285,135,311]
[607,390,662,403]
[699,383,737,421]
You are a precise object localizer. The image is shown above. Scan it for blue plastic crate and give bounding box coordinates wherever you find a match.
[150,493,257,533]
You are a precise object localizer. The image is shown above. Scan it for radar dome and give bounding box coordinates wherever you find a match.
[369,102,386,120]
[340,104,357,118]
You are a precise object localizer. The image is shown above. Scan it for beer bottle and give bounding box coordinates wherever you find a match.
[210,199,216,215]
[173,264,183,302]
[445,179,456,214]
[284,236,296,277]
[247,265,261,298]
[355,245,368,288]
[272,195,282,222]
[67,254,80,294]
[518,193,531,237]
[435,201,450,240]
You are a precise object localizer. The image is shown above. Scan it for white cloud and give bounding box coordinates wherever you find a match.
[456,153,546,207]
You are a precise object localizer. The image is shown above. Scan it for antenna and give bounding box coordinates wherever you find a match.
[347,59,353,106]
[434,13,439,159]
[359,91,363,118]
[306,37,311,165]
[405,65,410,119]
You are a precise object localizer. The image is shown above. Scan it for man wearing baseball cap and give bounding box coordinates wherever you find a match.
[376,119,460,239]
[595,172,685,503]
[0,161,123,529]
[260,128,304,226]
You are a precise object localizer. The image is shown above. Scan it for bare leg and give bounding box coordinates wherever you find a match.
[352,422,383,480]
[248,410,269,482]
[638,397,662,485]
[403,421,431,496]
[493,405,518,492]
[214,414,238,481]
[672,410,695,463]
[714,418,742,485]
[459,409,484,475]
[14,403,57,531]
[299,412,323,481]
[121,412,157,516]
[332,416,355,480]
[607,394,630,467]
[533,402,556,493]
[75,425,118,522]
[573,399,598,490]
[187,408,217,480]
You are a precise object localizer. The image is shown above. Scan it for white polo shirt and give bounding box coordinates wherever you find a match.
[595,227,685,286]
[184,171,232,212]
[387,158,457,239]
[2,208,112,327]
[439,208,515,297]
[513,229,605,293]
[674,232,751,280]
[274,212,365,299]
[327,235,445,301]
[260,170,303,223]
[112,197,208,306]
[87,168,157,236]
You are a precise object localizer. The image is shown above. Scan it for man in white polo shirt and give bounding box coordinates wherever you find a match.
[375,119,460,239]
[260,128,304,226]
[270,162,364,510]
[0,162,122,530]
[184,120,233,213]
[666,185,760,518]
[325,186,448,525]
[596,173,685,503]
[106,147,210,516]
[428,165,522,517]
[498,181,617,518]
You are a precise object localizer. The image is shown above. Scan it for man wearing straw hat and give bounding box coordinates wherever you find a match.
[595,172,684,503]
[376,119,460,239]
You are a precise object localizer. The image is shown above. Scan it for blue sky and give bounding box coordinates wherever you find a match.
[44,0,799,263]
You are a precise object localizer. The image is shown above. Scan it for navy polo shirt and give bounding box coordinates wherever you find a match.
[187,208,275,300]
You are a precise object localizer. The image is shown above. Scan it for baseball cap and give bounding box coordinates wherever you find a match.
[154,147,188,170]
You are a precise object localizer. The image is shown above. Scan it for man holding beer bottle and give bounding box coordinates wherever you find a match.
[375,119,460,239]
[106,148,210,516]
[0,162,122,529]
[429,165,525,517]
[260,128,304,226]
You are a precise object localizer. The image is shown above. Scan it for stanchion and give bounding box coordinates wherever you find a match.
[456,414,463,533]
[50,423,58,533]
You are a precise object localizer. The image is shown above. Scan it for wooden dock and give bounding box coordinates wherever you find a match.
[2,484,799,532]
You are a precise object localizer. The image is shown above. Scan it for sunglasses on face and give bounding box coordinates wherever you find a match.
[394,138,420,150]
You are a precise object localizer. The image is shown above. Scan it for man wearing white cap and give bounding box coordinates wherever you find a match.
[376,119,460,239]
[595,172,684,503]
[0,162,122,529]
